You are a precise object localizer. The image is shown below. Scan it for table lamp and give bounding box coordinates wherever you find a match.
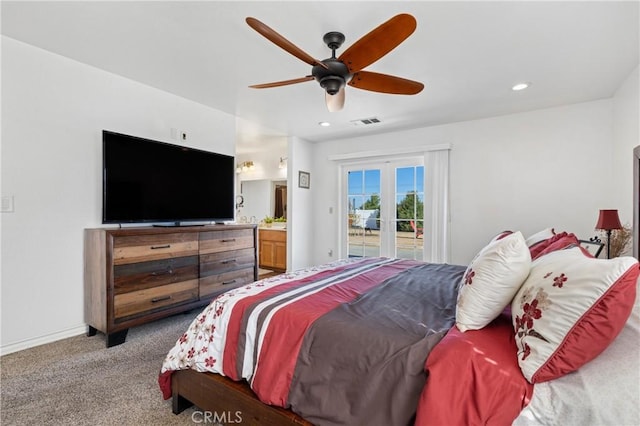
[595,209,622,259]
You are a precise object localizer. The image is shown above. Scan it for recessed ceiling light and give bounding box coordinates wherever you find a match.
[318,121,331,127]
[511,82,531,91]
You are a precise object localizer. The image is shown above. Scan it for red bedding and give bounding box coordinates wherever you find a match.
[160,257,465,425]
[416,311,534,425]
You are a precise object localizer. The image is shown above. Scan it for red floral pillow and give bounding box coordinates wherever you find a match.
[511,247,638,383]
[531,232,579,260]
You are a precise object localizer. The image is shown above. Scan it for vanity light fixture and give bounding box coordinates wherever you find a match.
[236,161,255,173]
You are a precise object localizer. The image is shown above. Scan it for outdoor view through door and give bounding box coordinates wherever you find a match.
[347,161,424,260]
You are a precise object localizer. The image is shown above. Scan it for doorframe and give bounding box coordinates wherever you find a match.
[332,144,451,262]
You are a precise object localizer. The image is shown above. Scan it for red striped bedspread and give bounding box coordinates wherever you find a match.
[159,257,464,425]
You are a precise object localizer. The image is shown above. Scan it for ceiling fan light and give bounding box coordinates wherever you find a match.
[326,86,345,112]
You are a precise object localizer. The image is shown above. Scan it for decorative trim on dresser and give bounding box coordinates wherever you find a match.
[84,224,257,347]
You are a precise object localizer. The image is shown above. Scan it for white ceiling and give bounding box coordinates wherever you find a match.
[2,1,638,153]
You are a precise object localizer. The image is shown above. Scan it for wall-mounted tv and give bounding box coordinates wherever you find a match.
[102,130,235,225]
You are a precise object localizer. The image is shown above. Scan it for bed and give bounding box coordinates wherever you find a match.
[159,229,640,425]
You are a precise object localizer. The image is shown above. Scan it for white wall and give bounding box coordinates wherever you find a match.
[612,65,640,229]
[288,136,314,270]
[311,99,616,266]
[235,148,287,185]
[0,37,236,354]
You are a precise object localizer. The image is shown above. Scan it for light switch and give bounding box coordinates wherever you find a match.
[1,196,14,212]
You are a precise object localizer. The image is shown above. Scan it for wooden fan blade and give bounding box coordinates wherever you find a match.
[249,76,315,89]
[246,17,328,69]
[326,87,345,112]
[338,14,417,73]
[348,71,424,95]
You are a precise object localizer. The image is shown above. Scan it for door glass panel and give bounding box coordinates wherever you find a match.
[395,166,424,260]
[347,169,381,258]
[344,162,424,260]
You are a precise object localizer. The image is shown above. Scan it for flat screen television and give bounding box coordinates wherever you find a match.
[102,130,235,225]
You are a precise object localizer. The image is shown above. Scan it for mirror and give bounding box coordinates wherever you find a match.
[239,179,287,223]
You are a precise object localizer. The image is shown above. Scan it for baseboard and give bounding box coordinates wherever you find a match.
[0,324,87,356]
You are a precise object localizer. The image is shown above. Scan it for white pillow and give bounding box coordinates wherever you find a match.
[456,231,532,332]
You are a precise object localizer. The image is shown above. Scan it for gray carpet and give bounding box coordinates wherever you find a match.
[1,310,203,425]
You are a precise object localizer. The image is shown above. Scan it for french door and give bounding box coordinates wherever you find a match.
[343,158,425,260]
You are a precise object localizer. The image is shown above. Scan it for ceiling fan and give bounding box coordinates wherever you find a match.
[246,14,424,112]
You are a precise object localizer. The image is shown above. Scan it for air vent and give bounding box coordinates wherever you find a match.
[350,117,382,126]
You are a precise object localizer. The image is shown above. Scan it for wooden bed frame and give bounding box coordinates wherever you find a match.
[171,369,312,426]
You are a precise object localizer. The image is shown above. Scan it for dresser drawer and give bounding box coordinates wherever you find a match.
[113,279,199,320]
[199,268,255,299]
[200,248,255,277]
[113,255,198,295]
[112,233,198,265]
[200,229,254,255]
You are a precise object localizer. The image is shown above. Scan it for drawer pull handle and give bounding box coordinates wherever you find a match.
[151,244,171,250]
[151,268,173,276]
[222,279,237,285]
[222,259,237,264]
[151,296,172,303]
[221,239,236,243]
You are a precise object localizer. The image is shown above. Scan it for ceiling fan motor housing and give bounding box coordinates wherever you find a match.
[313,59,351,95]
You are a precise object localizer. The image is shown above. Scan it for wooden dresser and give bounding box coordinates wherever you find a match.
[84,224,257,347]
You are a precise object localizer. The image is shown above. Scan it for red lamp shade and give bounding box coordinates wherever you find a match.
[595,209,623,231]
